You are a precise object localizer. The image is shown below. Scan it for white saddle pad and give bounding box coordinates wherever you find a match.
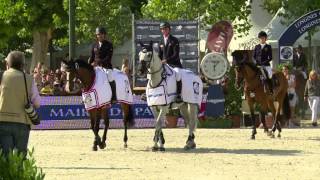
[112,69,133,104]
[82,68,111,110]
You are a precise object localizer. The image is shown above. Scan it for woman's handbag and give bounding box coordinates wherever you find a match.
[23,72,40,125]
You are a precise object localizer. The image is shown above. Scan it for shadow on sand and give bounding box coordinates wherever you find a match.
[41,166,132,170]
[162,147,301,156]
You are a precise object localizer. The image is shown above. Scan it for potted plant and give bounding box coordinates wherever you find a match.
[165,109,180,128]
[224,66,243,128]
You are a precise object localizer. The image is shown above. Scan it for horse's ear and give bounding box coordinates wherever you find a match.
[139,42,144,48]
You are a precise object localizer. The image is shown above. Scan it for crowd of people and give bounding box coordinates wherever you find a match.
[32,62,82,96]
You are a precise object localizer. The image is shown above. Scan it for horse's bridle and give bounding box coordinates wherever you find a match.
[142,49,163,75]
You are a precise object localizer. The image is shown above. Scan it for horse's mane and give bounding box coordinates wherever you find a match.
[74,59,94,72]
[243,62,260,73]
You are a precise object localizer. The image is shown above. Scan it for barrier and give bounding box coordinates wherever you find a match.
[34,96,185,129]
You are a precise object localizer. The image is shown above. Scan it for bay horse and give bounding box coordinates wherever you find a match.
[232,50,290,139]
[138,42,203,151]
[292,69,307,119]
[61,59,134,151]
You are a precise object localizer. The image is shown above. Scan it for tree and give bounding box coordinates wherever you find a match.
[141,0,251,35]
[0,0,67,72]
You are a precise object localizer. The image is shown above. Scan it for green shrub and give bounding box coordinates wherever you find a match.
[198,116,232,128]
[224,66,243,116]
[0,149,45,180]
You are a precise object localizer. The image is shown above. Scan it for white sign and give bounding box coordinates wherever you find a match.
[280,46,293,60]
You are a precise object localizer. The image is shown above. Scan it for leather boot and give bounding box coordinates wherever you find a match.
[267,78,273,95]
[176,80,183,103]
[109,81,117,103]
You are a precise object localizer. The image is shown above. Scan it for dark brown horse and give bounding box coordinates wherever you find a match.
[232,51,290,139]
[61,59,134,151]
[292,69,307,119]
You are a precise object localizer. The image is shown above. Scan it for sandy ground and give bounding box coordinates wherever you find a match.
[29,128,320,180]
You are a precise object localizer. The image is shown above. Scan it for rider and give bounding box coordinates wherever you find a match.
[158,22,183,103]
[88,27,117,103]
[253,31,273,94]
[293,45,308,79]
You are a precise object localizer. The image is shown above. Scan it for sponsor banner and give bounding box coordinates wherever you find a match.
[33,96,185,129]
[134,20,199,88]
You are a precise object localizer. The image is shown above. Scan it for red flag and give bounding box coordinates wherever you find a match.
[206,21,234,54]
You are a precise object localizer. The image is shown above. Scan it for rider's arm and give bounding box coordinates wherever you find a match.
[101,41,113,67]
[166,38,180,65]
[89,43,95,64]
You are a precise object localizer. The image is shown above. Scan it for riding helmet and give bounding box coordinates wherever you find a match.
[159,22,170,29]
[258,31,267,38]
[95,27,106,34]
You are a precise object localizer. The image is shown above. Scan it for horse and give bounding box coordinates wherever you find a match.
[292,69,307,119]
[138,42,203,151]
[61,59,134,151]
[232,50,290,139]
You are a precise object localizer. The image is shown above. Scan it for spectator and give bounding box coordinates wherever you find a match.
[304,70,320,127]
[0,51,40,158]
[282,65,299,127]
[40,81,54,96]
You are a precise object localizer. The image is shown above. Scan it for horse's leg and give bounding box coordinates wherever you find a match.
[99,107,109,149]
[268,98,277,138]
[260,104,271,135]
[152,106,168,151]
[89,110,101,151]
[248,100,257,140]
[184,103,198,150]
[121,103,129,148]
[276,99,283,138]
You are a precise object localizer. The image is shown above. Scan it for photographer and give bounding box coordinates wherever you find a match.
[0,51,40,157]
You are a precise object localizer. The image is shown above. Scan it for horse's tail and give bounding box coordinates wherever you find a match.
[282,93,291,121]
[127,104,135,127]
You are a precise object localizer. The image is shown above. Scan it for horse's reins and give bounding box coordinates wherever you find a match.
[144,49,166,88]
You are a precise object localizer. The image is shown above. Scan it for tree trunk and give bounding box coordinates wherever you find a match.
[29,29,52,73]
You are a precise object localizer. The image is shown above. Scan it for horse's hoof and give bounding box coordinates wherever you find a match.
[92,146,98,151]
[270,134,275,138]
[159,147,165,151]
[277,134,281,138]
[99,142,106,149]
[251,136,255,140]
[151,146,159,152]
[124,144,128,148]
[267,131,272,136]
[184,143,196,150]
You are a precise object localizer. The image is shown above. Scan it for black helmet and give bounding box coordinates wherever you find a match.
[258,31,267,38]
[159,22,170,29]
[95,27,106,34]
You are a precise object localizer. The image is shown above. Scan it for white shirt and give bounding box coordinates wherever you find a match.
[260,43,266,49]
[163,36,169,45]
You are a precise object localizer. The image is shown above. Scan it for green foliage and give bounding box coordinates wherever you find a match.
[0,149,45,180]
[198,116,232,128]
[141,0,252,36]
[0,0,66,51]
[262,0,320,25]
[224,65,243,115]
[166,108,180,117]
[277,62,292,71]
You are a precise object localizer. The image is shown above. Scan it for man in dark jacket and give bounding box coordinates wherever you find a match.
[253,31,274,94]
[158,22,183,102]
[89,27,117,103]
[293,45,308,79]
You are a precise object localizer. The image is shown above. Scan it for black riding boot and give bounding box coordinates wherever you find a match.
[267,78,273,94]
[110,81,117,103]
[176,80,183,103]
